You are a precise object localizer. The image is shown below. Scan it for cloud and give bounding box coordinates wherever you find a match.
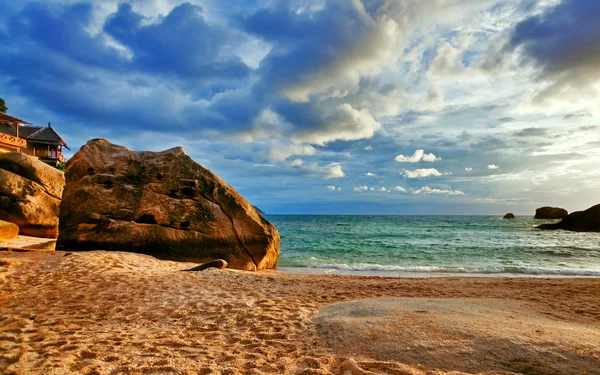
[412,186,465,195]
[395,149,441,163]
[365,172,376,177]
[354,186,369,192]
[509,0,600,104]
[563,112,592,121]
[326,185,341,191]
[465,167,473,171]
[402,168,449,178]
[498,117,515,123]
[290,158,304,167]
[290,103,381,146]
[364,145,373,150]
[514,127,548,137]
[394,186,408,193]
[476,198,532,204]
[487,165,499,170]
[266,143,317,163]
[104,3,250,81]
[321,163,345,179]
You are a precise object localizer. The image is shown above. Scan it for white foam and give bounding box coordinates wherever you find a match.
[286,262,600,277]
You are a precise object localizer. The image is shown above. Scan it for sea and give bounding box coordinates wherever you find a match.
[265,215,600,277]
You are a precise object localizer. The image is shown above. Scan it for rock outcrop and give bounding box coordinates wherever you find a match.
[56,139,280,271]
[0,220,19,240]
[534,206,568,219]
[503,213,515,219]
[0,153,65,238]
[537,204,600,232]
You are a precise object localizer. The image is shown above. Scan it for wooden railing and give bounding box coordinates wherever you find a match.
[0,133,27,148]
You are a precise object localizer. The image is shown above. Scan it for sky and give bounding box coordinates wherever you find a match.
[1,0,599,214]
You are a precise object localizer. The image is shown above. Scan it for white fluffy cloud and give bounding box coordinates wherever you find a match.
[402,168,449,178]
[488,165,499,170]
[321,163,345,179]
[465,167,473,171]
[326,185,342,191]
[394,186,408,193]
[366,172,377,177]
[412,186,465,195]
[395,149,441,163]
[266,143,317,163]
[291,104,381,146]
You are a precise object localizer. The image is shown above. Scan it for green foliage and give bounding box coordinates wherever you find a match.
[0,98,7,113]
[56,161,67,172]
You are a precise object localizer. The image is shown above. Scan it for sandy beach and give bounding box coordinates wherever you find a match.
[1,250,599,375]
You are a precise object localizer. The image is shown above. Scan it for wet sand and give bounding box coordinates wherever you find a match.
[1,250,599,375]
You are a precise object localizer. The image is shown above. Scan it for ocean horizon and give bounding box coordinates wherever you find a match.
[266,214,600,277]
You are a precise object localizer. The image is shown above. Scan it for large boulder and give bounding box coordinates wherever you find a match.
[534,206,568,219]
[0,153,65,238]
[537,204,600,232]
[503,213,515,219]
[56,139,280,271]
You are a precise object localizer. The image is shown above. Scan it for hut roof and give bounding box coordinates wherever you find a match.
[0,112,31,125]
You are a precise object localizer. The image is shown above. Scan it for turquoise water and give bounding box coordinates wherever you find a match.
[265,215,600,276]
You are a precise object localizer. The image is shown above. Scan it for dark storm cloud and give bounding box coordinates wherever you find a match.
[509,0,600,103]
[0,2,252,133]
[104,3,250,81]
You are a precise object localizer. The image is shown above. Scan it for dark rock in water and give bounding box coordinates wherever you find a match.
[185,259,228,271]
[0,220,19,240]
[503,213,515,219]
[534,206,568,219]
[56,139,280,271]
[537,204,600,232]
[0,153,65,238]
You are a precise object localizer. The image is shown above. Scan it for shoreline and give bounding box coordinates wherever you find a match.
[278,266,600,278]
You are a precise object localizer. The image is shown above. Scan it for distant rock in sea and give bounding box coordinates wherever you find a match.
[534,206,568,219]
[56,139,280,271]
[503,213,515,219]
[0,153,65,238]
[537,204,600,232]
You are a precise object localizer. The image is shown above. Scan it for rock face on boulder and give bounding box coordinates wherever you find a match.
[0,220,19,240]
[534,206,568,219]
[503,213,515,219]
[56,139,280,271]
[537,204,600,232]
[0,153,65,238]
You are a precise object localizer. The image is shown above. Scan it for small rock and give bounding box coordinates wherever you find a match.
[185,259,228,271]
[0,220,19,240]
[503,213,515,219]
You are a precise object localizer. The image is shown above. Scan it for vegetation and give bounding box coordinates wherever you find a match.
[56,161,67,172]
[0,98,7,113]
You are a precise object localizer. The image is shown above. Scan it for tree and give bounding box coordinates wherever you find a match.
[0,98,6,113]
